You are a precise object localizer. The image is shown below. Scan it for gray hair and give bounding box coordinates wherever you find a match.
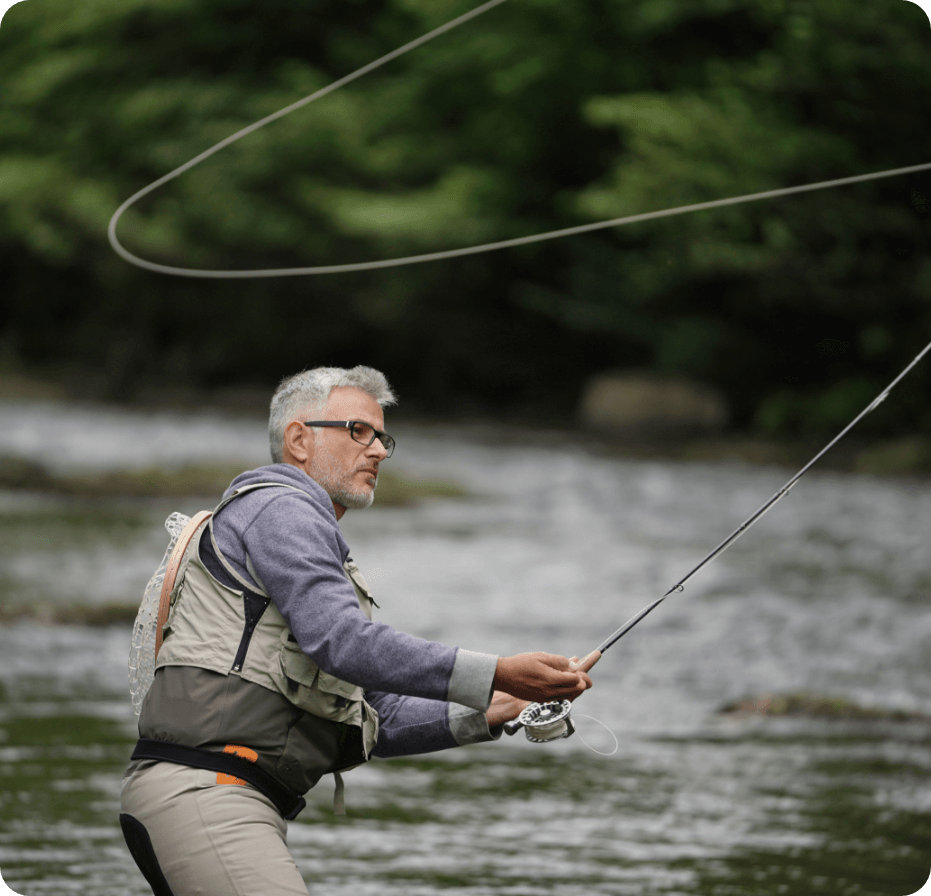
[268,366,397,463]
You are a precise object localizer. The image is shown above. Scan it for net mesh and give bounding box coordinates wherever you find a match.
[128,512,191,716]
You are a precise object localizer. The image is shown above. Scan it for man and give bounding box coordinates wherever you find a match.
[120,365,592,896]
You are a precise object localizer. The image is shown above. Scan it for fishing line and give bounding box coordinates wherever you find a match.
[111,0,931,749]
[573,714,619,757]
[506,700,619,755]
[108,0,931,278]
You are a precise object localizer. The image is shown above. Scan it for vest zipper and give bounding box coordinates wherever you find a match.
[232,593,271,673]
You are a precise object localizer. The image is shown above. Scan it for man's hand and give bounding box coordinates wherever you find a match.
[485,690,531,728]
[493,652,593,704]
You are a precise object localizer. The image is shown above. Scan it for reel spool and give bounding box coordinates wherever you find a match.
[504,700,575,742]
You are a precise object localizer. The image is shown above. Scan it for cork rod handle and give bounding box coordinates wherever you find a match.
[572,649,602,674]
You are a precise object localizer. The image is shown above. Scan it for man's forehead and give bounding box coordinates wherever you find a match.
[324,386,384,421]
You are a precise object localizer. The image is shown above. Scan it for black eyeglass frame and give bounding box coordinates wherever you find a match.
[302,420,396,457]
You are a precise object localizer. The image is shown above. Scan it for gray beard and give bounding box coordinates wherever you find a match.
[309,449,376,510]
[327,481,375,510]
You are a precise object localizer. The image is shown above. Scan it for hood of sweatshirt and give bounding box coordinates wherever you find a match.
[223,462,348,559]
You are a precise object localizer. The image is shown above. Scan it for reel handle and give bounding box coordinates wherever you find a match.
[503,717,523,736]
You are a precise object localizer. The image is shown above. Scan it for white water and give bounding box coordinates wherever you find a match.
[1,399,929,895]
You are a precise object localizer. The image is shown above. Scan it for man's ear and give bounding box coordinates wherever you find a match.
[282,421,311,464]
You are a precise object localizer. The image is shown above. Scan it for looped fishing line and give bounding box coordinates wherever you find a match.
[573,714,619,757]
[107,0,931,278]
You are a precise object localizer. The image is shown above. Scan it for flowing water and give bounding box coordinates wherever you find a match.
[0,400,929,896]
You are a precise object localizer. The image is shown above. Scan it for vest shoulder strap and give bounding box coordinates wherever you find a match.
[206,481,308,597]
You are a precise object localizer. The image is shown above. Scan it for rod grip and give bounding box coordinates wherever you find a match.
[572,650,602,674]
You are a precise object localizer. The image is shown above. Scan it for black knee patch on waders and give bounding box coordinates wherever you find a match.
[119,813,175,896]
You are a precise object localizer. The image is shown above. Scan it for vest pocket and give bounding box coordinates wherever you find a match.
[273,636,364,724]
[344,559,379,612]
[315,668,362,700]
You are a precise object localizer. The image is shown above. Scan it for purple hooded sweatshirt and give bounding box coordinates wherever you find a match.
[204,463,502,757]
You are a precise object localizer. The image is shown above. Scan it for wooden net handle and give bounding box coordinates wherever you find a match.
[154,511,212,659]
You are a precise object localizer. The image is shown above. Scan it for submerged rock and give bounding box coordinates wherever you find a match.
[0,600,139,627]
[720,692,931,723]
[0,455,465,504]
[579,371,729,438]
[0,456,56,490]
[854,437,931,476]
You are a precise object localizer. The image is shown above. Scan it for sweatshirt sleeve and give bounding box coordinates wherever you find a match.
[365,691,503,758]
[232,490,497,712]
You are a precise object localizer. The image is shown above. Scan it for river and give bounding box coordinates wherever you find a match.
[0,399,929,895]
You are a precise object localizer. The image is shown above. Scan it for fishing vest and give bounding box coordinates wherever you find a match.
[143,482,379,797]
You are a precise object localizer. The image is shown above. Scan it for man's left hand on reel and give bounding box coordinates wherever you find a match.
[119,366,592,896]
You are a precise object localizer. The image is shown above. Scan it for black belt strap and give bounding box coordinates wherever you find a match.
[131,738,307,821]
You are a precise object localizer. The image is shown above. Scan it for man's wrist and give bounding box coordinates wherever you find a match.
[492,655,513,692]
[448,702,501,744]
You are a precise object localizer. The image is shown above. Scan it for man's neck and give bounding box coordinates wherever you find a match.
[282,458,346,520]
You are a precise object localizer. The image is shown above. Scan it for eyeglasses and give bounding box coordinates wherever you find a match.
[303,420,396,458]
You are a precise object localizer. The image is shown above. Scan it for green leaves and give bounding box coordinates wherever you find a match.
[1,0,930,428]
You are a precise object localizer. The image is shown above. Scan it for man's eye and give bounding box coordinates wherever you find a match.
[353,423,374,439]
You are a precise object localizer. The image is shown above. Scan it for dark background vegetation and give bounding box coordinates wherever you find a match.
[2,0,931,434]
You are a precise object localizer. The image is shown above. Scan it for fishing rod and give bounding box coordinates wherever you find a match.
[506,336,931,741]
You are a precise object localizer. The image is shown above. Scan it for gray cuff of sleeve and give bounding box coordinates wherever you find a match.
[447,649,498,712]
[448,702,502,746]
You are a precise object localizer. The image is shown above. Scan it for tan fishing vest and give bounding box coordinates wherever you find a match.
[155,483,379,760]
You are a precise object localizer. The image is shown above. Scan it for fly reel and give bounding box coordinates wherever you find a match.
[504,700,575,742]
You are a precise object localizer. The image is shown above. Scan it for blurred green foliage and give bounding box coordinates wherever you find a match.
[1,0,930,432]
